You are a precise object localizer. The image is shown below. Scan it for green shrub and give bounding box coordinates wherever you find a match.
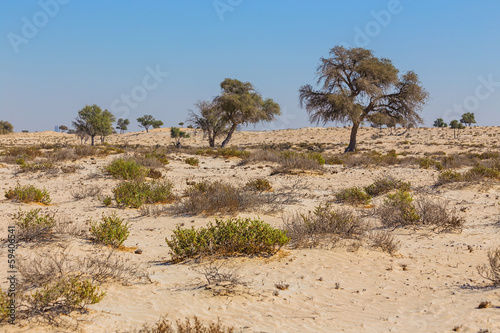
[419,157,443,170]
[144,151,169,165]
[4,183,51,205]
[364,176,410,196]
[106,158,147,180]
[245,178,272,192]
[166,217,289,262]
[184,157,199,166]
[113,180,175,208]
[26,275,105,316]
[103,196,112,207]
[282,204,367,248]
[378,190,420,228]
[13,209,56,241]
[464,164,500,180]
[90,213,130,247]
[436,170,462,185]
[147,168,163,179]
[335,187,371,206]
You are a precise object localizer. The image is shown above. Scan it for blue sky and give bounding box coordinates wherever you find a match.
[1,0,500,132]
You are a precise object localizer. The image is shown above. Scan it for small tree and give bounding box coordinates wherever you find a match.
[178,122,184,126]
[171,127,190,148]
[299,46,428,152]
[137,115,163,132]
[433,118,447,128]
[460,112,476,127]
[216,78,281,148]
[450,120,465,138]
[58,125,68,133]
[73,105,115,146]
[188,100,229,147]
[0,121,14,134]
[116,118,130,134]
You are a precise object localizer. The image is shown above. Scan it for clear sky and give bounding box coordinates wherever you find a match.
[1,0,500,132]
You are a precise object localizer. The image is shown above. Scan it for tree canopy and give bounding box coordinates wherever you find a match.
[299,46,428,152]
[170,127,190,148]
[216,78,280,147]
[116,118,130,134]
[0,121,14,135]
[460,112,476,126]
[433,118,447,128]
[188,100,229,147]
[73,105,115,146]
[137,115,163,132]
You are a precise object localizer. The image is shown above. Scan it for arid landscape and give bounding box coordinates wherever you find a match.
[0,126,499,332]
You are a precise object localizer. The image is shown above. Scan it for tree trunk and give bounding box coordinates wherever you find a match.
[344,122,359,153]
[91,135,95,146]
[220,123,237,148]
[208,134,215,148]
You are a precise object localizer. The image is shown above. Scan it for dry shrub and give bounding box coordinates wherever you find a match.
[61,165,77,173]
[368,230,400,255]
[436,170,462,185]
[364,175,410,196]
[147,168,163,179]
[13,209,56,242]
[129,154,167,168]
[71,185,101,200]
[244,178,272,192]
[282,204,368,248]
[477,247,500,285]
[4,146,43,159]
[74,145,101,157]
[416,198,465,232]
[129,316,235,333]
[335,187,371,206]
[139,204,169,217]
[196,260,242,286]
[377,190,420,229]
[17,160,56,173]
[240,149,324,174]
[46,148,75,162]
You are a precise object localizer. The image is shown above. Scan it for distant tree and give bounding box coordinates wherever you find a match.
[170,127,190,148]
[0,121,14,135]
[178,122,184,126]
[299,46,428,152]
[450,119,465,138]
[188,100,230,147]
[75,128,90,144]
[73,104,115,146]
[433,118,447,128]
[137,115,163,132]
[187,124,193,129]
[460,112,476,127]
[59,125,68,133]
[216,78,280,148]
[116,118,130,134]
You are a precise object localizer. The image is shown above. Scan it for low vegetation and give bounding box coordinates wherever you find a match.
[364,175,410,196]
[113,180,175,208]
[335,187,371,206]
[477,247,500,285]
[130,316,235,333]
[90,213,130,247]
[13,209,56,241]
[166,217,289,262]
[4,183,51,205]
[184,157,199,166]
[106,158,148,180]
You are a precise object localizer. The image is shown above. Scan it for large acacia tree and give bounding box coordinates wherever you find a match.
[299,46,428,152]
[217,78,281,148]
[188,100,229,147]
[73,104,115,146]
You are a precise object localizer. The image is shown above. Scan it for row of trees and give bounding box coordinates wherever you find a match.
[433,112,476,128]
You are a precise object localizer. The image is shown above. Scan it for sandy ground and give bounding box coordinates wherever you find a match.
[0,126,499,332]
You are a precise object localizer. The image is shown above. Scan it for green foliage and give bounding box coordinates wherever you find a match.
[58,125,68,132]
[0,120,14,135]
[364,176,410,196]
[13,208,56,241]
[113,180,175,208]
[137,115,163,132]
[437,170,462,185]
[433,118,447,127]
[166,217,289,262]
[144,150,169,165]
[103,196,112,207]
[245,178,272,192]
[335,187,371,206]
[460,112,476,126]
[380,190,420,228]
[26,275,105,315]
[449,119,465,129]
[5,183,51,205]
[90,213,130,247]
[188,100,229,147]
[184,157,199,166]
[116,118,130,133]
[73,104,116,146]
[465,164,500,180]
[419,157,443,170]
[106,158,148,180]
[0,289,11,322]
[171,127,190,147]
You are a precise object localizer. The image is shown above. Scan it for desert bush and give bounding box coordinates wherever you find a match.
[419,157,443,170]
[378,190,420,229]
[13,209,56,241]
[147,168,163,179]
[46,148,75,162]
[464,164,500,180]
[74,145,102,157]
[364,176,410,196]
[245,178,272,192]
[61,165,77,173]
[477,247,500,285]
[103,196,112,207]
[24,275,105,318]
[240,149,324,173]
[4,147,42,159]
[18,160,56,173]
[282,204,368,248]
[436,170,462,185]
[335,187,371,206]
[4,183,51,205]
[128,154,168,168]
[130,316,235,333]
[416,198,465,232]
[90,213,130,247]
[139,204,169,217]
[71,185,101,200]
[106,158,148,180]
[113,180,175,208]
[0,289,11,322]
[184,157,199,166]
[196,260,242,286]
[166,217,289,262]
[368,230,400,255]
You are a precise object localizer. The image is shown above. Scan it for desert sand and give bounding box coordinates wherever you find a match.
[0,126,499,332]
